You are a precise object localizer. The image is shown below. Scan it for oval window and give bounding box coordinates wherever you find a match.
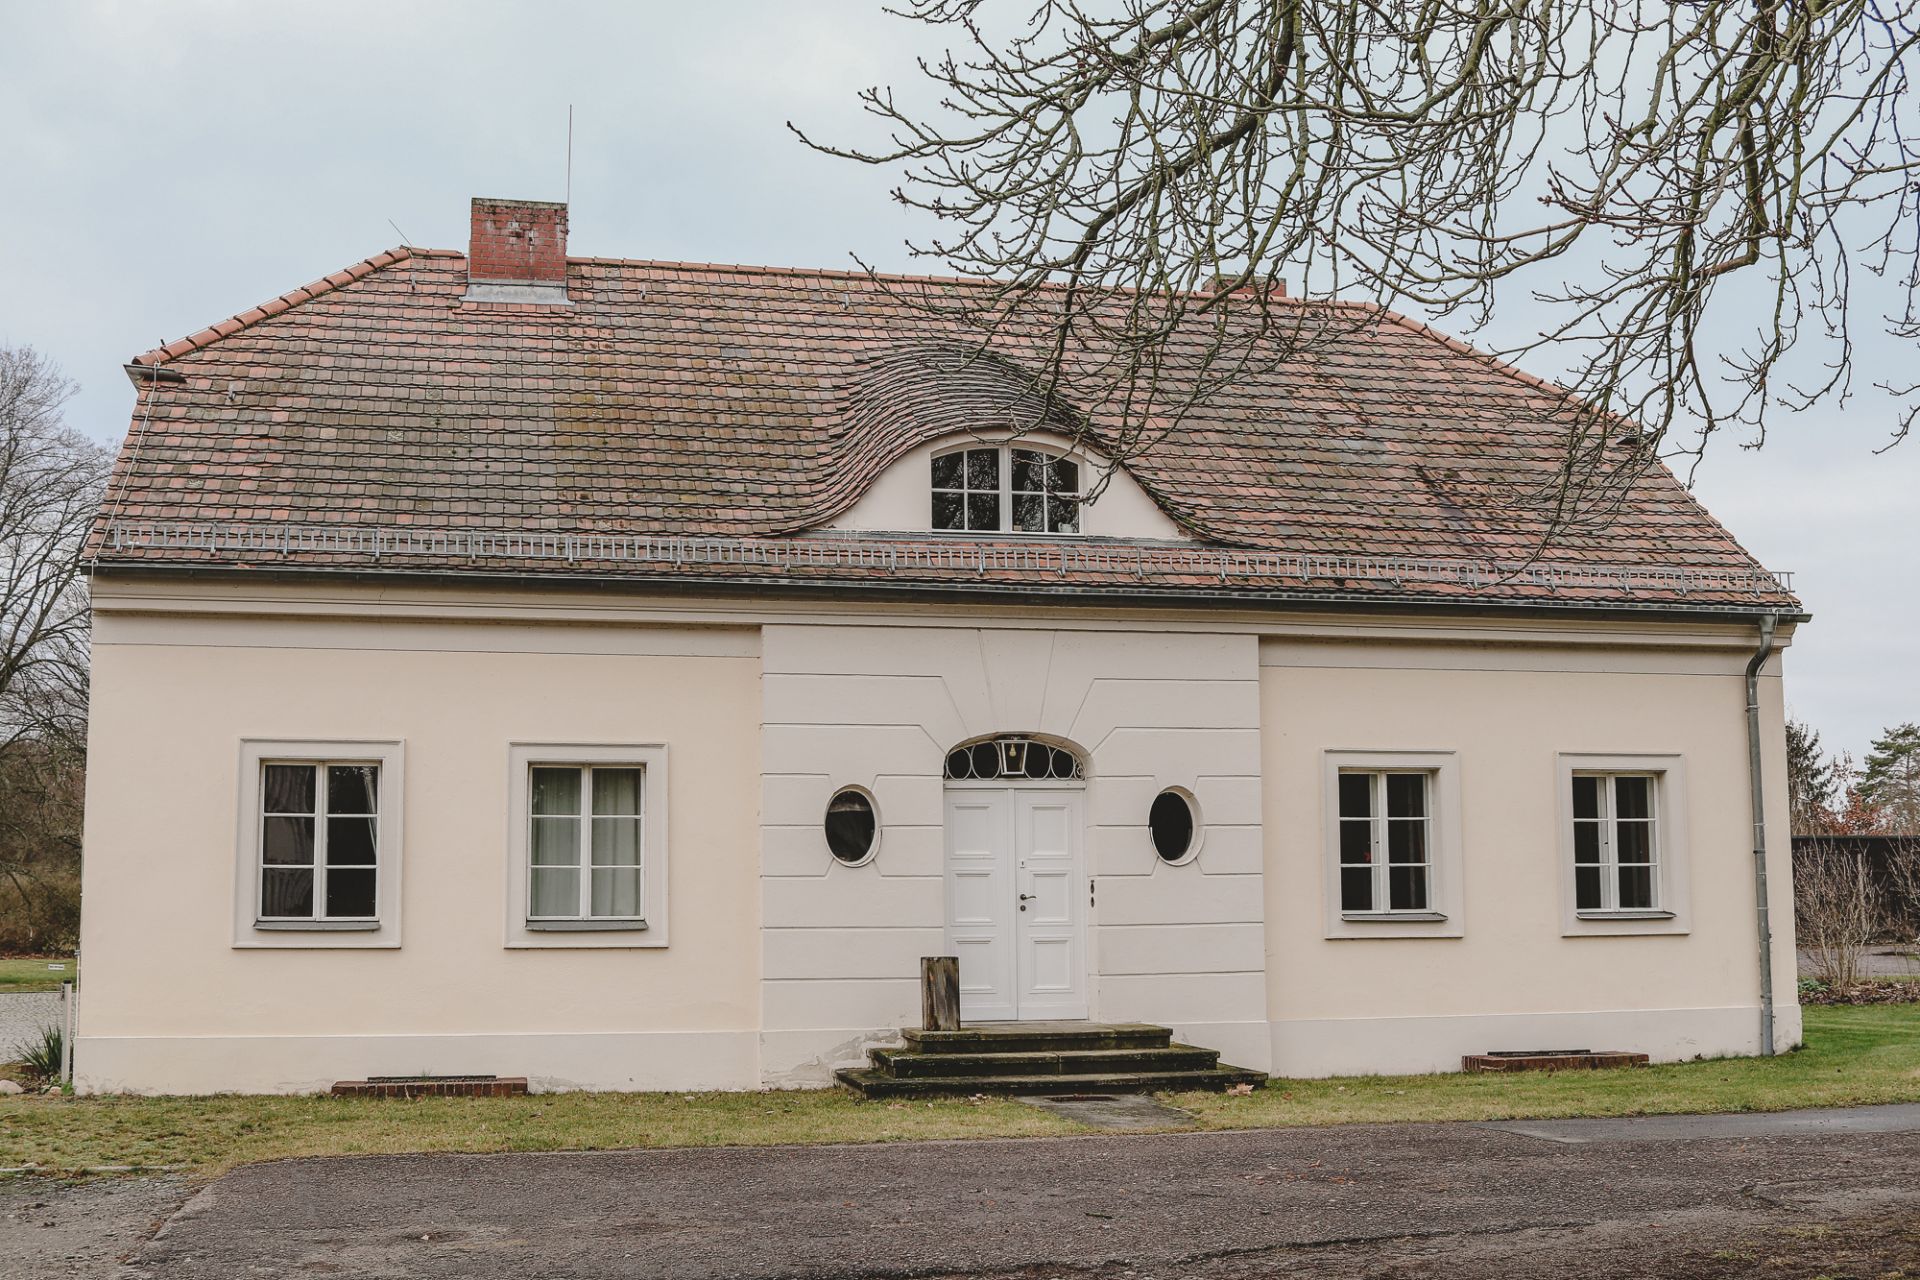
[825,788,878,864]
[1149,789,1197,862]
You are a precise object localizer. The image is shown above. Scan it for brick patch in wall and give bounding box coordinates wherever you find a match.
[1462,1051,1650,1074]
[331,1076,530,1098]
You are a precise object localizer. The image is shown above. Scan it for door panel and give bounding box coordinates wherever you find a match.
[944,790,1016,1022]
[1014,791,1088,1018]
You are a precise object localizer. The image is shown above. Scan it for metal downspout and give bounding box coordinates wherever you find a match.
[1745,612,1781,1056]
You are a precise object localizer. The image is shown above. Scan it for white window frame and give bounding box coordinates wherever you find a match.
[930,442,1084,536]
[1320,750,1463,939]
[505,743,669,948]
[1557,753,1690,936]
[233,739,404,949]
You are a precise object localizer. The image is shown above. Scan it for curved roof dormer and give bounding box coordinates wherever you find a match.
[813,341,1191,541]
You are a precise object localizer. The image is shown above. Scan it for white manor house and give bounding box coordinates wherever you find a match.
[74,197,1803,1094]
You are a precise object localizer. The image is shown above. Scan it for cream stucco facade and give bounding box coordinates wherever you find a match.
[74,575,1798,1095]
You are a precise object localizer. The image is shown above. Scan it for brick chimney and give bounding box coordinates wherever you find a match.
[466,197,571,304]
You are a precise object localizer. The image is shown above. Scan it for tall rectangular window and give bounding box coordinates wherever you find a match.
[1337,770,1431,913]
[258,761,379,921]
[529,765,645,922]
[1572,773,1660,911]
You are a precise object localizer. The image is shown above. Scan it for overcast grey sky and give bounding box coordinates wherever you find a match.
[1,0,1912,762]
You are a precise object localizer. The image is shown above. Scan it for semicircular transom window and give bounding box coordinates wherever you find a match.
[931,445,1081,535]
[944,736,1085,782]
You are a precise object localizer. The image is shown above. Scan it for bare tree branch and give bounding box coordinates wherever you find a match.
[796,1,1920,530]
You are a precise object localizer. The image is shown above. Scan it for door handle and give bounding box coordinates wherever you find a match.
[1018,892,1034,911]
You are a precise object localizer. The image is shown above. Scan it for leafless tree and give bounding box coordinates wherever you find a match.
[798,1,1920,523]
[0,345,106,952]
[2,345,107,754]
[1794,840,1885,991]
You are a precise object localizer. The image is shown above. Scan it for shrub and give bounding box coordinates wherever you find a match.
[1795,841,1884,993]
[8,1023,64,1083]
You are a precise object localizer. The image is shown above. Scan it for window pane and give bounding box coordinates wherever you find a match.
[825,790,877,863]
[1573,820,1602,864]
[531,767,581,816]
[1614,776,1652,820]
[1052,457,1079,492]
[1389,866,1429,911]
[930,452,964,489]
[932,491,964,529]
[530,866,579,917]
[1047,495,1079,533]
[326,816,377,866]
[1149,791,1195,861]
[263,816,315,866]
[1339,819,1374,863]
[965,448,999,489]
[592,816,642,867]
[1340,866,1374,912]
[1387,819,1427,864]
[1048,746,1080,779]
[1386,774,1426,818]
[592,768,642,817]
[261,867,314,917]
[591,866,642,918]
[1337,773,1373,819]
[965,493,1000,531]
[1615,820,1654,865]
[1618,865,1655,910]
[969,742,1001,779]
[1012,492,1045,532]
[325,868,376,918]
[1571,775,1601,820]
[327,765,378,815]
[263,764,315,814]
[1010,449,1044,492]
[531,816,580,867]
[1575,865,1602,911]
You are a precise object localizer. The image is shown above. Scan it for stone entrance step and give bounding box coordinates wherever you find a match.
[835,1021,1267,1099]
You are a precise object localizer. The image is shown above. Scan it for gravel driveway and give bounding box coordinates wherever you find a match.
[111,1104,1920,1280]
[0,994,62,1056]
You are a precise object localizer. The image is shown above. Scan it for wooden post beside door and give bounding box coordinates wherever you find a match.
[921,956,960,1031]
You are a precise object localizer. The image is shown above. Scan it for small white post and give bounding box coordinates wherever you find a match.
[61,982,75,1087]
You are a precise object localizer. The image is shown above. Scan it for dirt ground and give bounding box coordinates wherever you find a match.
[0,1174,186,1280]
[939,1208,1920,1279]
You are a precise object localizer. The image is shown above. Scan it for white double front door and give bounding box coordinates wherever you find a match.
[943,786,1088,1022]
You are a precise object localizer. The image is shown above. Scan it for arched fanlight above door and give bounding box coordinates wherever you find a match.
[943,735,1085,782]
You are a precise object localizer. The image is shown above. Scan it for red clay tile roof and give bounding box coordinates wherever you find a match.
[89,245,1797,614]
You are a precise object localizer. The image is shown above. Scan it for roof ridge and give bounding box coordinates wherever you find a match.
[128,245,428,367]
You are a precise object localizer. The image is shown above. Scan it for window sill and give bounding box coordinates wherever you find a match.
[253,919,382,932]
[1340,911,1449,924]
[1576,909,1676,921]
[524,919,649,933]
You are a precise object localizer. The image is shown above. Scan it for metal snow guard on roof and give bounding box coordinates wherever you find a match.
[95,521,1793,601]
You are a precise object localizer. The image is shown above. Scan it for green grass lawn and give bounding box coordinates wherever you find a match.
[2,1005,1914,1179]
[0,957,76,994]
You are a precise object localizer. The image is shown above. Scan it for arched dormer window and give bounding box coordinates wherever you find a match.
[931,443,1081,535]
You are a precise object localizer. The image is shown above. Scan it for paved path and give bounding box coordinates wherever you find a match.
[119,1104,1920,1279]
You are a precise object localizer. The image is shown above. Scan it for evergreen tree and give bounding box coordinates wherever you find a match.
[1786,720,1840,836]
[1860,724,1920,835]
